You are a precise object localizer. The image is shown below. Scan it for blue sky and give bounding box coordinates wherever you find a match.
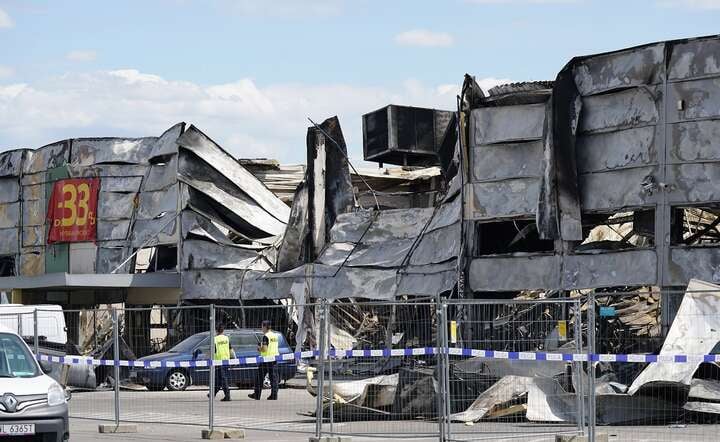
[1,0,719,163]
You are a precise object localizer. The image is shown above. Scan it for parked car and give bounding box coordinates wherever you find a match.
[0,326,70,441]
[130,329,297,391]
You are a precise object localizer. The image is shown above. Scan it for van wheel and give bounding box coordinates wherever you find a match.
[166,370,189,391]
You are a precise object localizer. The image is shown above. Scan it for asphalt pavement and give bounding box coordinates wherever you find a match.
[67,388,720,441]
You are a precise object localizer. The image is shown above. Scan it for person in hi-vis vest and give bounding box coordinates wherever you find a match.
[248,320,279,400]
[210,324,234,401]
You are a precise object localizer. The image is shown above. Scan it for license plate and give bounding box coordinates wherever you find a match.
[0,424,35,436]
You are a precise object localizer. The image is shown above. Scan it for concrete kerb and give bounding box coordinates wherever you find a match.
[308,437,352,442]
[97,424,138,434]
[556,434,608,442]
[201,429,246,439]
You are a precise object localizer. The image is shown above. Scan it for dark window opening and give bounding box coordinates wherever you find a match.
[474,220,555,256]
[574,210,654,253]
[671,206,720,246]
[0,256,14,277]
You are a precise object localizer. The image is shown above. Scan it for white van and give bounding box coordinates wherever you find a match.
[0,326,69,440]
[0,305,67,345]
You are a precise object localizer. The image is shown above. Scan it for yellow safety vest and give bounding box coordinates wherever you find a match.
[214,334,230,360]
[260,331,280,357]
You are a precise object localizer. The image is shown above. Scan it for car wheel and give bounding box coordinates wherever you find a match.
[146,384,165,392]
[166,370,189,391]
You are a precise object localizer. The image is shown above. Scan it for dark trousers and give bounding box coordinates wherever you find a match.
[214,366,230,398]
[254,362,278,398]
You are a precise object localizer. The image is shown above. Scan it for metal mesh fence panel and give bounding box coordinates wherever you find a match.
[120,305,211,427]
[210,303,317,436]
[322,299,442,439]
[445,298,584,441]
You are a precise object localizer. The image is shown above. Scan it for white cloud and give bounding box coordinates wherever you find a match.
[65,50,97,62]
[0,69,509,163]
[659,0,720,8]
[0,7,13,28]
[395,30,454,48]
[0,66,14,78]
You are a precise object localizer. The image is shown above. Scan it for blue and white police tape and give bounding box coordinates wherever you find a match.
[36,348,720,367]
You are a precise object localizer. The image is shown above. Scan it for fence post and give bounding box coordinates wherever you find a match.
[435,295,449,442]
[315,299,328,439]
[33,309,39,357]
[587,294,596,442]
[112,307,120,428]
[209,304,216,433]
[572,299,585,436]
[327,301,334,437]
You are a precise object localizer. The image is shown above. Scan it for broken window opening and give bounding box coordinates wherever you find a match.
[0,256,15,277]
[671,206,720,247]
[473,220,554,256]
[574,210,654,253]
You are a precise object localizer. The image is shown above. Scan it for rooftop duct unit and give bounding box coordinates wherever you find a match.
[362,105,454,167]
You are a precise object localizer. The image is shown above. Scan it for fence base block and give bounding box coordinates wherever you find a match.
[556,434,608,442]
[202,430,226,439]
[224,429,245,439]
[98,424,138,434]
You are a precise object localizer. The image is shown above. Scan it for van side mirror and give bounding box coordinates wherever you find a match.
[39,360,53,374]
[192,349,201,359]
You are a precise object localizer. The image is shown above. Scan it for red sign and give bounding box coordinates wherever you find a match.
[47,178,100,244]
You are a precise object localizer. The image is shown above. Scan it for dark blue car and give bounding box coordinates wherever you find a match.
[130,329,296,391]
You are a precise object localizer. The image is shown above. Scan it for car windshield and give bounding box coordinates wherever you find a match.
[0,333,39,378]
[168,334,207,353]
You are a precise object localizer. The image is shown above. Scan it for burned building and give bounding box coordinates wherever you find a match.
[460,35,720,329]
[0,123,289,307]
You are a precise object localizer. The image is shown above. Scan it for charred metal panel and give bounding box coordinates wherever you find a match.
[562,250,657,289]
[70,137,155,166]
[16,200,47,226]
[182,240,268,271]
[1,202,23,227]
[181,210,242,246]
[147,123,183,159]
[0,179,19,204]
[97,220,131,241]
[669,77,720,122]
[409,223,461,266]
[669,39,720,80]
[0,150,25,177]
[470,141,544,181]
[576,127,657,173]
[668,247,720,285]
[276,180,309,272]
[131,215,178,247]
[143,155,178,191]
[468,179,540,219]
[320,239,415,268]
[667,163,720,203]
[21,184,43,202]
[96,243,130,274]
[97,192,136,220]
[21,226,44,247]
[20,247,44,276]
[578,87,660,134]
[468,255,560,291]
[0,228,18,255]
[573,44,664,95]
[23,141,69,173]
[20,172,44,186]
[100,176,143,193]
[69,242,97,273]
[578,167,656,211]
[68,164,147,179]
[182,269,291,300]
[670,120,720,163]
[471,103,546,145]
[137,186,178,219]
[181,177,285,237]
[177,125,290,223]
